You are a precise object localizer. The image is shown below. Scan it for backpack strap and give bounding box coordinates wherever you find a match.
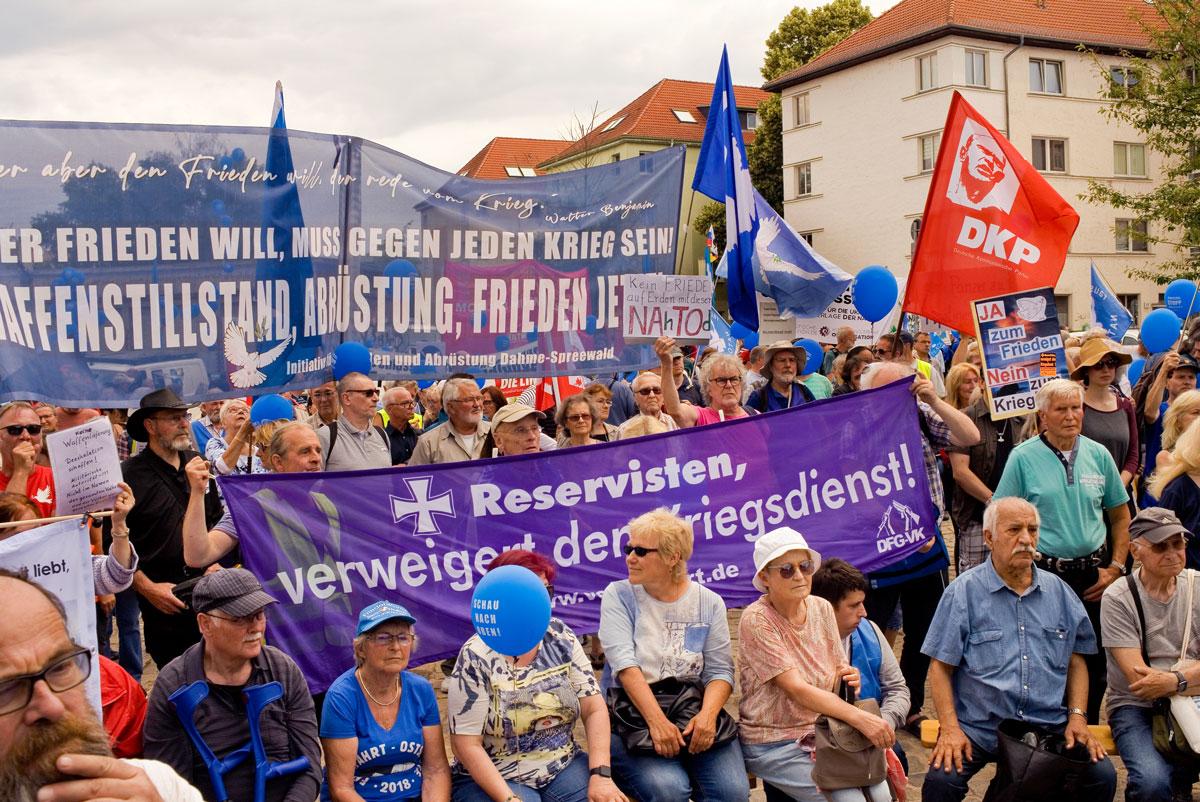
[324,421,338,469]
[1126,573,1151,666]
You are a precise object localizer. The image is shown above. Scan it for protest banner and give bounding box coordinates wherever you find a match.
[794,279,906,345]
[903,92,1079,333]
[973,286,1068,419]
[221,379,938,692]
[622,274,713,343]
[0,121,684,405]
[47,416,122,515]
[0,519,100,712]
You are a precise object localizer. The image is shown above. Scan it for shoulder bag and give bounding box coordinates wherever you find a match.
[810,674,888,791]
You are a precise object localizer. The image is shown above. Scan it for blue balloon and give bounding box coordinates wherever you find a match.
[742,331,759,349]
[1141,308,1182,354]
[385,259,419,278]
[471,565,551,656]
[852,266,899,323]
[250,394,295,426]
[1165,280,1198,319]
[1127,357,1146,386]
[495,334,511,351]
[332,342,372,379]
[795,338,824,374]
[417,379,435,390]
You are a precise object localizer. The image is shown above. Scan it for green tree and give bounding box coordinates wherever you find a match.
[1083,0,1200,280]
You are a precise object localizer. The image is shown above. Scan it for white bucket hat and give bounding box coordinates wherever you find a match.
[752,526,823,592]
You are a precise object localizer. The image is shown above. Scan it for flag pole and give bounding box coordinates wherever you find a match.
[675,190,698,276]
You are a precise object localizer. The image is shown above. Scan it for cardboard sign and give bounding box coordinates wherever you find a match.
[623,274,713,343]
[973,286,1068,419]
[47,416,122,516]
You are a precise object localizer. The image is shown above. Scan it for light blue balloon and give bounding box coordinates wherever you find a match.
[332,342,372,379]
[1141,308,1182,354]
[852,266,899,323]
[471,565,551,656]
[795,338,824,374]
[1127,357,1146,386]
[1164,280,1197,318]
[250,394,295,426]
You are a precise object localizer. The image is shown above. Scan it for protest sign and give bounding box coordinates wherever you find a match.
[756,294,799,343]
[622,274,713,343]
[47,416,122,515]
[0,121,685,405]
[794,279,906,345]
[973,286,1068,419]
[221,379,938,692]
[0,519,100,712]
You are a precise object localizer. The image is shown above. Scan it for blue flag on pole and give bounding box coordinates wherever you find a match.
[1090,262,1133,340]
[750,191,851,319]
[708,307,738,355]
[693,46,759,332]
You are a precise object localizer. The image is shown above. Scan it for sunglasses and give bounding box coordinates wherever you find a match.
[769,560,816,579]
[636,387,663,396]
[3,424,42,436]
[567,414,592,422]
[346,388,380,398]
[1095,357,1121,370]
[622,544,659,557]
[1145,536,1186,554]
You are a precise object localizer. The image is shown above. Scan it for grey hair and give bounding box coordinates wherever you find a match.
[698,353,746,404]
[219,398,249,424]
[860,361,914,390]
[631,371,662,392]
[1034,378,1083,412]
[982,496,1040,534]
[556,394,601,431]
[352,621,416,668]
[336,371,371,395]
[440,378,477,406]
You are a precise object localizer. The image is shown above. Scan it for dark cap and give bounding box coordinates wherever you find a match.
[1130,507,1192,544]
[192,568,278,617]
[1171,354,1200,375]
[127,388,190,442]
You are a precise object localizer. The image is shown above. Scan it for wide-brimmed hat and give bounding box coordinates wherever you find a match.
[762,340,801,377]
[1069,338,1131,380]
[127,388,190,442]
[356,600,417,635]
[1130,507,1192,544]
[752,526,822,592]
[489,402,545,428]
[192,568,278,617]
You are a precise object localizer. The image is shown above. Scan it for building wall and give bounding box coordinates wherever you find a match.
[779,36,1174,330]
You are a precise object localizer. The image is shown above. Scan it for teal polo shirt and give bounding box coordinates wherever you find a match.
[993,434,1128,558]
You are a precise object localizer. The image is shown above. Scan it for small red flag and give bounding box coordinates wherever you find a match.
[903,92,1079,333]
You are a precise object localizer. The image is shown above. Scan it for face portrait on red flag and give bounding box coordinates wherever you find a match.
[903,92,1079,333]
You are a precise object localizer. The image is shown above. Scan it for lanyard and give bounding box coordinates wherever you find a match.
[1039,433,1077,485]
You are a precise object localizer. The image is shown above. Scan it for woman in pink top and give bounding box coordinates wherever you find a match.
[654,336,750,428]
[738,527,894,802]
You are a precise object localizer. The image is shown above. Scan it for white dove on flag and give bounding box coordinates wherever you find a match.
[224,323,295,389]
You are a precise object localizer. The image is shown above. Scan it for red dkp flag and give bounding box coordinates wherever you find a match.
[903,92,1079,333]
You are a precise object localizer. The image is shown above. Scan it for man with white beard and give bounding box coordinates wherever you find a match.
[745,340,816,412]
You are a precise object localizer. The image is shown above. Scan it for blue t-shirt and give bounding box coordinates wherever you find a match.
[319,669,440,801]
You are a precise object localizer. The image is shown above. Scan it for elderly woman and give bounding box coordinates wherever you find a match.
[943,363,981,411]
[557,395,603,448]
[738,527,893,802]
[1154,388,1200,473]
[597,509,746,802]
[1073,338,1139,488]
[449,550,625,802]
[203,399,258,475]
[321,601,450,801]
[582,384,620,442]
[655,336,749,427]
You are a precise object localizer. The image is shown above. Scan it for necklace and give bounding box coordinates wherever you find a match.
[356,670,400,706]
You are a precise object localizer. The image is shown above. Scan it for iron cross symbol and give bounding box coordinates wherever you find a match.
[389,476,455,536]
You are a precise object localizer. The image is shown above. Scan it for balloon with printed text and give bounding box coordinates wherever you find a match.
[331,342,372,379]
[1140,308,1182,354]
[470,565,551,656]
[852,266,898,323]
[1164,280,1198,319]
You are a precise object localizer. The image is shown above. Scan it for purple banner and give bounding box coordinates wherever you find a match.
[220,379,936,693]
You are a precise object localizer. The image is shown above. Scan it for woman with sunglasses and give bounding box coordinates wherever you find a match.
[739,527,893,802]
[321,601,451,802]
[597,508,747,802]
[556,396,603,448]
[1073,337,1139,491]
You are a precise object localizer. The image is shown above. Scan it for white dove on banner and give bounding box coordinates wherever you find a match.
[224,323,295,389]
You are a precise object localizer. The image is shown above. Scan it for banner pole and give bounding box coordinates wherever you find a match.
[0,510,113,530]
[675,191,698,276]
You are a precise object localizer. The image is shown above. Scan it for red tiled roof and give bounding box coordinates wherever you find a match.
[458,137,571,180]
[542,78,772,167]
[766,0,1164,90]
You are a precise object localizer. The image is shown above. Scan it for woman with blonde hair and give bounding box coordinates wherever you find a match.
[1155,389,1200,472]
[943,363,981,410]
[1149,419,1200,569]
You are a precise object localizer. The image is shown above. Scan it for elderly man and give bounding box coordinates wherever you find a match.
[190,401,222,454]
[0,402,56,517]
[746,341,817,412]
[183,421,323,568]
[486,403,546,456]
[306,380,340,430]
[921,497,1115,802]
[0,569,203,801]
[743,344,768,401]
[1101,508,1200,801]
[617,372,679,438]
[316,372,391,472]
[123,388,224,670]
[382,385,420,465]
[34,404,56,467]
[821,326,857,377]
[144,569,322,802]
[860,362,979,735]
[994,377,1130,722]
[408,377,490,464]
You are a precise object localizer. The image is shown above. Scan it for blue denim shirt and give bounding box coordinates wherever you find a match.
[921,559,1096,752]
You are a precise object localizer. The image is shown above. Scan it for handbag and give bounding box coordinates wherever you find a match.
[1127,569,1200,761]
[810,678,888,791]
[983,719,1094,802]
[606,677,738,755]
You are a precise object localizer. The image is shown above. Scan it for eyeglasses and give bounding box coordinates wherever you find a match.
[711,376,742,386]
[636,387,663,396]
[567,414,592,422]
[151,413,189,425]
[1145,536,1187,554]
[622,544,659,557]
[769,560,816,579]
[594,398,613,406]
[390,400,416,407]
[3,424,42,437]
[0,647,91,716]
[312,391,337,399]
[346,388,380,398]
[367,632,413,647]
[874,348,890,356]
[508,424,542,437]
[205,609,267,627]
[451,397,483,406]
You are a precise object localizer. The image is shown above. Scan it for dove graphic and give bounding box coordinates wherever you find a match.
[224,323,294,389]
[32,486,53,506]
[754,213,841,285]
[1014,296,1048,322]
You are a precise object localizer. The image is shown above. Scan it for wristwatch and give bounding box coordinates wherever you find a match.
[589,766,613,778]
[1176,671,1189,693]
[1109,561,1128,576]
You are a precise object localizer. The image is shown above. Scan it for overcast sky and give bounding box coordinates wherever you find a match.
[1,1,895,174]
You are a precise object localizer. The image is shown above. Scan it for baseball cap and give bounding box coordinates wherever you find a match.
[192,568,278,617]
[1172,354,1199,374]
[356,601,417,636]
[490,402,545,428]
[752,526,822,592]
[1130,507,1192,544]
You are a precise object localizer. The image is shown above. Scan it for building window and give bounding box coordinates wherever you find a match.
[504,166,536,177]
[794,93,810,127]
[740,110,758,130]
[917,53,937,92]
[1113,142,1147,177]
[795,162,813,197]
[1032,137,1067,172]
[672,109,696,123]
[1029,58,1064,94]
[1054,295,1071,328]
[1117,293,1141,325]
[610,153,621,163]
[601,116,625,132]
[1115,219,1149,252]
[918,133,941,173]
[965,50,987,87]
[800,232,815,246]
[1109,66,1142,97]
